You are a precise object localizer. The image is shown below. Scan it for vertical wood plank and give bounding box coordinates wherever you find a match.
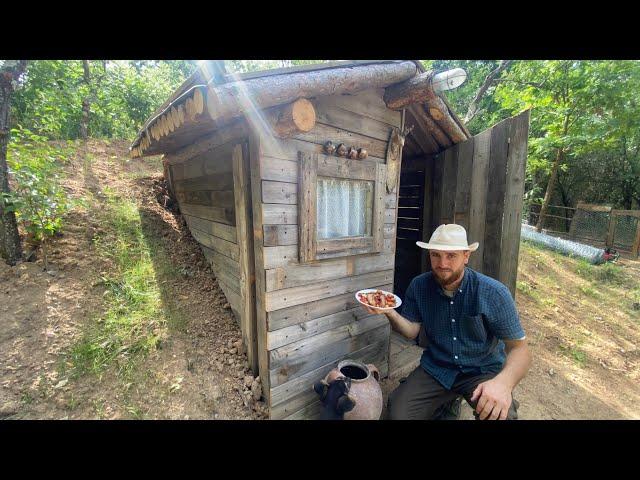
[498,110,530,296]
[440,144,459,224]
[483,118,510,280]
[467,129,491,272]
[233,142,258,373]
[248,129,271,406]
[431,153,443,232]
[373,162,387,252]
[454,138,474,231]
[298,152,317,263]
[421,155,434,272]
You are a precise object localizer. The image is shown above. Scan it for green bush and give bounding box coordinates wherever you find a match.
[5,127,73,269]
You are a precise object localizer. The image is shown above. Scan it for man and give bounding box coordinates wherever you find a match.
[362,224,532,420]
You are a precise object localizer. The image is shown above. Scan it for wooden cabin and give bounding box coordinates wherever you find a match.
[130,60,530,419]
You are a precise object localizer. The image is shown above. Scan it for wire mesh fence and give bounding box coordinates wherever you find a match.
[525,202,640,257]
[569,208,610,246]
[611,213,639,251]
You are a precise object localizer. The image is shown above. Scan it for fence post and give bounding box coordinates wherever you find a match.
[633,219,640,258]
[606,214,617,249]
[568,201,584,238]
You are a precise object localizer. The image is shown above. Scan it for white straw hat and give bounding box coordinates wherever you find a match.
[416,224,479,252]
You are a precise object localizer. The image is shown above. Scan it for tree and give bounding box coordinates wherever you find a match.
[0,60,27,265]
[484,60,640,229]
[464,60,514,124]
[80,60,91,139]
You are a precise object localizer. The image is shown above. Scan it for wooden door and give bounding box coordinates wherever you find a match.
[428,110,530,296]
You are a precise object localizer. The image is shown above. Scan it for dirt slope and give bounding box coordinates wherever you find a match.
[1,140,266,420]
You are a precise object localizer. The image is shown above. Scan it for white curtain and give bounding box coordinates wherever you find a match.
[317,178,372,239]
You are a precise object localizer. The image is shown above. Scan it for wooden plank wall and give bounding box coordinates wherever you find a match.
[164,126,253,356]
[249,88,402,419]
[428,110,530,296]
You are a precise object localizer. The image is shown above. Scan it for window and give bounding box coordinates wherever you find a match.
[317,178,373,239]
[298,151,386,262]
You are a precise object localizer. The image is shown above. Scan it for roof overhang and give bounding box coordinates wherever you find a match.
[130,60,469,158]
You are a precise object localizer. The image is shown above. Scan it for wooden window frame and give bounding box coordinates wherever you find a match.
[298,151,386,262]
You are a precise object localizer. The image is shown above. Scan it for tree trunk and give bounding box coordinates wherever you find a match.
[0,60,27,265]
[536,147,564,232]
[80,60,91,140]
[464,60,514,124]
[384,70,469,143]
[204,61,417,124]
[536,97,571,233]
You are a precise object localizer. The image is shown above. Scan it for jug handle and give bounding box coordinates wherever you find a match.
[367,364,380,381]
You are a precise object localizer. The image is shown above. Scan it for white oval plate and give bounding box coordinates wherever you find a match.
[355,289,402,311]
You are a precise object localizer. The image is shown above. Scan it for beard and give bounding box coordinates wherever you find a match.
[433,265,465,288]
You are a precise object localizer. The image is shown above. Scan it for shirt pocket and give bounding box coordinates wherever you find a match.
[463,314,487,344]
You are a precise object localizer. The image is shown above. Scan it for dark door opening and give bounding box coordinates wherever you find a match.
[393,154,430,301]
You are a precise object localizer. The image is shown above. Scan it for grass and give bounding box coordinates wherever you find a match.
[64,187,169,381]
[575,260,629,285]
[20,390,34,406]
[579,284,600,298]
[559,343,588,367]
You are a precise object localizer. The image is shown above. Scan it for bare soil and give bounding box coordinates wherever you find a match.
[1,139,639,420]
[0,140,266,420]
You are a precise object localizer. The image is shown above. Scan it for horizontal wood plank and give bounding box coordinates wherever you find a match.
[263,224,298,246]
[270,321,389,388]
[190,228,239,261]
[267,307,380,350]
[293,123,388,159]
[263,245,299,269]
[262,180,297,204]
[170,141,235,181]
[261,137,386,164]
[172,172,234,193]
[217,279,242,312]
[316,155,379,181]
[267,283,393,331]
[176,190,235,209]
[384,194,397,208]
[384,224,396,238]
[317,236,373,254]
[260,156,299,183]
[313,101,396,141]
[311,88,401,127]
[265,253,394,292]
[202,246,240,277]
[164,120,247,165]
[282,400,322,420]
[385,209,396,223]
[179,202,235,225]
[184,214,237,243]
[264,269,394,311]
[210,261,240,294]
[262,204,298,225]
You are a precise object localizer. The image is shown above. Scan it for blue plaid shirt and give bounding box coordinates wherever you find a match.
[401,267,526,389]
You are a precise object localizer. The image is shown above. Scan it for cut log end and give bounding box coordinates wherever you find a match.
[428,107,444,121]
[273,98,316,138]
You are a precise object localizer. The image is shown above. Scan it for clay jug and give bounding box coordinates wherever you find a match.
[322,360,383,420]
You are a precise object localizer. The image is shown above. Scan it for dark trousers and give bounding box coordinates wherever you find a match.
[387,366,519,420]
